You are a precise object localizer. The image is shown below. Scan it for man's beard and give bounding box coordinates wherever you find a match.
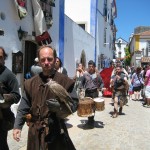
[0,60,4,68]
[0,63,5,73]
[0,63,4,68]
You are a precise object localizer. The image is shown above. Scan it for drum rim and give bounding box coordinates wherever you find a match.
[93,98,104,102]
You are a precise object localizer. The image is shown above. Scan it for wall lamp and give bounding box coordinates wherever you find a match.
[50,0,55,7]
[18,26,28,40]
[0,29,4,36]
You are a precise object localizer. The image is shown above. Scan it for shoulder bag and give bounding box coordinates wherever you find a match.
[137,73,144,89]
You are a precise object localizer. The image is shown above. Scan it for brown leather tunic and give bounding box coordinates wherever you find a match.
[15,71,76,150]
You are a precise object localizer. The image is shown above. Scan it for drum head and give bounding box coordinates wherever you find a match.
[94,97,104,102]
[84,97,93,101]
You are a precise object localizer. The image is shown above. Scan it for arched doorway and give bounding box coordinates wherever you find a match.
[24,41,38,77]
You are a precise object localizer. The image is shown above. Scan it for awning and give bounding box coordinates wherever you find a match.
[141,57,150,63]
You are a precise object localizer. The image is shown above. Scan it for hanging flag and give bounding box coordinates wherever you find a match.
[111,0,117,19]
[31,0,52,45]
[31,0,47,36]
[14,0,27,19]
[35,31,52,46]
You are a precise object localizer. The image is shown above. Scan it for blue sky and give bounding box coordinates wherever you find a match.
[115,0,150,42]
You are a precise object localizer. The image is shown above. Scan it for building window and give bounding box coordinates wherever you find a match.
[78,24,85,30]
[118,51,121,58]
[103,28,107,46]
[147,41,150,51]
[109,36,112,50]
[103,0,107,18]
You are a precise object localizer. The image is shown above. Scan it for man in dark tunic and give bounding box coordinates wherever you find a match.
[13,45,77,150]
[0,47,21,150]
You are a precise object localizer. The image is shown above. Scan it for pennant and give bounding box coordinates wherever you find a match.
[31,0,47,36]
[111,0,117,19]
[14,0,27,19]
[31,0,53,46]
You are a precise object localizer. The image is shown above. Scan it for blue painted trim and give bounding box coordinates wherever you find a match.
[59,0,64,64]
[90,0,96,37]
[95,0,98,64]
[90,0,97,64]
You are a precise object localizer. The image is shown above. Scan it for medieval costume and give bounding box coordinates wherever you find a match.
[14,70,77,150]
[111,70,128,118]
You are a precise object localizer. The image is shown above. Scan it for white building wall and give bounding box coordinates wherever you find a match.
[97,4,113,60]
[115,43,126,58]
[49,0,60,52]
[97,0,114,63]
[139,38,150,56]
[0,0,95,81]
[65,0,115,69]
[115,38,128,58]
[0,0,116,82]
[64,16,95,78]
[65,0,91,33]
[51,0,95,77]
[0,0,34,85]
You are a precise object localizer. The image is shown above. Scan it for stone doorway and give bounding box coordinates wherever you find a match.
[24,41,37,77]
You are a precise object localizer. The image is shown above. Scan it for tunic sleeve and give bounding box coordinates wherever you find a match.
[14,81,31,130]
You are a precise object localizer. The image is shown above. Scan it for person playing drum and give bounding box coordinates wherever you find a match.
[110,66,129,118]
[79,60,104,129]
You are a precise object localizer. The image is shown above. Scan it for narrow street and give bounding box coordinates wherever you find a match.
[8,97,150,150]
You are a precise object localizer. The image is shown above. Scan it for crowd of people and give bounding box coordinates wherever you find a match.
[0,45,150,150]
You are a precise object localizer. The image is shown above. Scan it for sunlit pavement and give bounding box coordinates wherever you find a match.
[8,97,150,150]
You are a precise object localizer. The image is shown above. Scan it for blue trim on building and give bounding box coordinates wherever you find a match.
[95,0,98,64]
[90,0,97,63]
[59,0,64,64]
[90,0,96,37]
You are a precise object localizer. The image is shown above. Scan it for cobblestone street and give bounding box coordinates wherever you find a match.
[8,97,150,150]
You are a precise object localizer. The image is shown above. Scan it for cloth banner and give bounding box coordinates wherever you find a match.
[31,0,47,36]
[31,0,52,45]
[100,67,114,96]
[14,0,27,19]
[35,31,52,46]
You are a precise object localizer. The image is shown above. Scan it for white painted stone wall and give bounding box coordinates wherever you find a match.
[65,0,91,33]
[115,38,127,58]
[0,0,116,83]
[0,0,95,82]
[139,38,150,56]
[0,0,34,85]
[64,16,95,78]
[65,0,115,66]
[49,0,60,52]
[97,0,114,60]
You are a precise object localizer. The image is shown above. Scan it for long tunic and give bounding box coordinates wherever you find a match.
[14,71,76,150]
[79,71,104,92]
